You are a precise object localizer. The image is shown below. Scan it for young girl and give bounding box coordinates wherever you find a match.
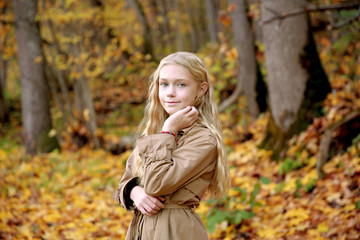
[115,52,230,239]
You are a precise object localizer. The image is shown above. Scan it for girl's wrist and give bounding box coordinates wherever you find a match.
[161,131,178,144]
[162,120,178,134]
[130,186,141,201]
[161,128,176,134]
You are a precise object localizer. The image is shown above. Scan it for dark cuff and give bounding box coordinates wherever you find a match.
[123,177,139,211]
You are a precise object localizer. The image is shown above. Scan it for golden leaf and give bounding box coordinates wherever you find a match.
[83,109,91,122]
[284,207,309,220]
[317,222,329,233]
[34,55,43,63]
[257,227,277,238]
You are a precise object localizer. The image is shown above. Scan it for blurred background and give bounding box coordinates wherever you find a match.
[0,0,359,239]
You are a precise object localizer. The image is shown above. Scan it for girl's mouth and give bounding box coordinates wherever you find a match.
[166,102,178,105]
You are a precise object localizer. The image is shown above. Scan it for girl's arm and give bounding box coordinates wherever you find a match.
[130,186,165,216]
[116,150,165,215]
[137,127,217,197]
[115,151,138,210]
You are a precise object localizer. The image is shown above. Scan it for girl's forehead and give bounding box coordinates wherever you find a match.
[159,64,193,79]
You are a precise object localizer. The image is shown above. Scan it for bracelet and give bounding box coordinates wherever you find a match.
[161,131,178,144]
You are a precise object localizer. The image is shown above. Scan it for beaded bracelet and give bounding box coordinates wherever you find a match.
[161,131,178,144]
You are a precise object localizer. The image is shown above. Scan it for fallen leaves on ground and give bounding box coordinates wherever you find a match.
[1,111,359,239]
[0,147,132,239]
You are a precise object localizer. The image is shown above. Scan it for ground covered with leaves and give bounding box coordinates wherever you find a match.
[1,106,359,239]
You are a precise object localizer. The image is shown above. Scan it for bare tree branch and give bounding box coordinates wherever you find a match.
[331,5,360,29]
[316,110,360,178]
[219,80,242,113]
[262,2,360,25]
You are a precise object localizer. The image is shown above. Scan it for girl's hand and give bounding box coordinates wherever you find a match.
[162,106,199,133]
[130,186,165,216]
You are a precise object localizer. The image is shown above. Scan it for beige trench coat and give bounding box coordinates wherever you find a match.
[115,122,217,240]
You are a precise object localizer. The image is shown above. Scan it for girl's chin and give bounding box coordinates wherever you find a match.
[166,109,180,115]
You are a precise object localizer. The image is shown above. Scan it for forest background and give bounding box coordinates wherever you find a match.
[0,0,360,239]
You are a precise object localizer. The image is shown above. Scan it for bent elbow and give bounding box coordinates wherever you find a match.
[144,179,175,196]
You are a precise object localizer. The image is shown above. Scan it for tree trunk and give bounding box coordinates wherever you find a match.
[185,2,199,52]
[0,3,9,124]
[13,0,59,154]
[174,0,184,51]
[72,44,100,148]
[205,0,218,44]
[0,49,7,123]
[261,0,330,158]
[222,0,259,117]
[0,74,6,123]
[128,0,157,61]
[157,0,173,50]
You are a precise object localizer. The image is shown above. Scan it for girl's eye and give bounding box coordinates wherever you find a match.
[178,83,186,87]
[160,82,168,87]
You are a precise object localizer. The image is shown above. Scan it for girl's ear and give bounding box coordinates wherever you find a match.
[198,82,208,97]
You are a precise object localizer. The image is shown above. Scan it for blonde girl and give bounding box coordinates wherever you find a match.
[116,52,230,240]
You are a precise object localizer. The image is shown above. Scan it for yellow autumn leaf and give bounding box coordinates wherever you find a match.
[20,188,31,200]
[227,188,239,197]
[7,186,17,197]
[284,207,309,220]
[0,149,7,160]
[257,227,277,238]
[283,177,297,193]
[34,55,43,63]
[83,108,91,122]
[18,162,32,174]
[287,145,300,156]
[48,128,57,138]
[18,225,32,238]
[299,149,309,161]
[301,169,318,186]
[156,15,163,23]
[226,47,238,62]
[344,204,355,211]
[288,216,306,226]
[356,64,360,75]
[326,192,341,203]
[43,210,63,223]
[0,210,12,220]
[317,222,329,233]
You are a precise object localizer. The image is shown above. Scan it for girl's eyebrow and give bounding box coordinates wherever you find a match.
[159,78,190,82]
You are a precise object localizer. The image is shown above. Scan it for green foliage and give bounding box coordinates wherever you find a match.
[38,132,60,153]
[352,133,360,145]
[206,209,230,233]
[231,210,255,225]
[260,177,271,185]
[0,125,22,152]
[333,33,354,52]
[304,178,317,193]
[206,180,267,233]
[339,9,359,19]
[295,179,302,198]
[279,157,303,175]
[249,183,261,209]
[356,201,360,210]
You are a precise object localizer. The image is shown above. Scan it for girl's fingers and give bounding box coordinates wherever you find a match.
[157,196,165,202]
[132,187,164,216]
[149,197,164,210]
[142,197,164,213]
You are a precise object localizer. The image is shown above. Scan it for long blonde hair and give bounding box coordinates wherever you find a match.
[132,52,230,199]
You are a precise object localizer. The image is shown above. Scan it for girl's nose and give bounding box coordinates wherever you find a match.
[167,85,175,97]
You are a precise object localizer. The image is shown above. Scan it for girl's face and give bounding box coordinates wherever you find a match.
[158,64,208,115]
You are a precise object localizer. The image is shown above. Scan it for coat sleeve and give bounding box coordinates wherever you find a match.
[115,151,139,211]
[137,129,217,196]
